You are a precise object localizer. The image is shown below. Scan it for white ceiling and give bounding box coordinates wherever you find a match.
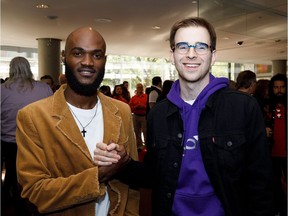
[1,0,287,65]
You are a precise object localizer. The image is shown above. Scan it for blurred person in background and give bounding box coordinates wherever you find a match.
[146,76,162,116]
[1,56,53,215]
[253,79,272,144]
[40,74,55,92]
[266,73,287,216]
[254,79,270,115]
[129,83,147,150]
[156,80,174,102]
[122,81,131,103]
[58,73,67,85]
[236,70,257,95]
[99,85,112,97]
[112,84,128,103]
[54,74,67,91]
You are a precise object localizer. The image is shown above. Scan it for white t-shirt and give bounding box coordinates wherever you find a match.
[185,99,196,105]
[67,100,110,215]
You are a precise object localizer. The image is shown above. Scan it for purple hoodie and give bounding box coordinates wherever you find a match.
[167,74,228,216]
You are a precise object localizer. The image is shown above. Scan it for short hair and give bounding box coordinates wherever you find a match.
[236,70,256,89]
[152,76,162,86]
[169,17,217,52]
[136,83,143,88]
[40,75,54,85]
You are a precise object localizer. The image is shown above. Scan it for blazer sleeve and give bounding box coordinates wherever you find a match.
[16,108,106,213]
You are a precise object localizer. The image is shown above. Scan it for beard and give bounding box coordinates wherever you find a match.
[64,62,105,96]
[274,94,286,104]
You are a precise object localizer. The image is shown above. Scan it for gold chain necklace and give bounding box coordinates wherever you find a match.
[69,103,98,137]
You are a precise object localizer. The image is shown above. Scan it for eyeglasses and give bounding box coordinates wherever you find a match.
[173,42,211,55]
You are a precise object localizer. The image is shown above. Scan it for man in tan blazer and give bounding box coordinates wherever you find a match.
[16,27,139,215]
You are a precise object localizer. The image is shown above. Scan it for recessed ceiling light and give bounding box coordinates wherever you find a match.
[35,4,49,9]
[191,0,198,3]
[96,18,112,23]
[152,26,160,30]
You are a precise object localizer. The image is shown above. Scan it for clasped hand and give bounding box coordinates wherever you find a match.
[94,141,129,166]
[94,141,130,182]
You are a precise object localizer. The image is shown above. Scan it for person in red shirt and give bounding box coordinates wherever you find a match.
[129,83,147,150]
[267,73,287,216]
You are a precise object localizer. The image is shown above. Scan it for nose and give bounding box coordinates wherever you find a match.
[187,46,198,58]
[81,54,94,66]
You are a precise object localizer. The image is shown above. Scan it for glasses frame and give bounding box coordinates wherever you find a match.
[173,42,211,55]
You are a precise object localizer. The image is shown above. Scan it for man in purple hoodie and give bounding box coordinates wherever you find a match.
[94,17,273,216]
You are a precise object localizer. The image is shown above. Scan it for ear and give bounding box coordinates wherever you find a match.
[170,50,175,65]
[61,50,65,64]
[211,50,217,66]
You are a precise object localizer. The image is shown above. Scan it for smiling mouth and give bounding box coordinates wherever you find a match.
[183,63,200,68]
[80,71,94,74]
[78,68,96,76]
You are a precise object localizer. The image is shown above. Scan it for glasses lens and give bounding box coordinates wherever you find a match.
[176,42,189,53]
[175,42,210,54]
[195,42,209,54]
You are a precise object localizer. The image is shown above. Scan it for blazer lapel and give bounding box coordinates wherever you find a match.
[99,93,127,145]
[51,85,92,161]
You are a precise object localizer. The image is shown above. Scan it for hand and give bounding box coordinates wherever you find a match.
[266,127,272,138]
[95,142,131,183]
[94,142,121,166]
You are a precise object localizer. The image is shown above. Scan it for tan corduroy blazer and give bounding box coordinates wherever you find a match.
[16,84,139,216]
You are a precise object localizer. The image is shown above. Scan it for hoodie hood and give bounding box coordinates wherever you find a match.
[167,74,229,110]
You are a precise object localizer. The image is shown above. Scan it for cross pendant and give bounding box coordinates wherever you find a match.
[81,128,87,137]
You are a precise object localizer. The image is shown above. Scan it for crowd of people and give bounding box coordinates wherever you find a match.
[0,16,287,216]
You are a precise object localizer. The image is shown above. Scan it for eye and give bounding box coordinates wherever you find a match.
[94,54,104,59]
[196,42,208,50]
[92,51,105,59]
[72,50,83,57]
[176,42,189,50]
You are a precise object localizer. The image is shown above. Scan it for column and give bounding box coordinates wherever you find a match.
[37,38,61,84]
[272,60,287,76]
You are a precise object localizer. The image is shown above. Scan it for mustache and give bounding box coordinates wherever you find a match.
[77,67,96,73]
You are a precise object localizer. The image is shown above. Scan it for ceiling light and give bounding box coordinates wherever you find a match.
[191,1,198,3]
[95,18,112,23]
[152,26,160,30]
[35,4,49,9]
[223,37,230,40]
